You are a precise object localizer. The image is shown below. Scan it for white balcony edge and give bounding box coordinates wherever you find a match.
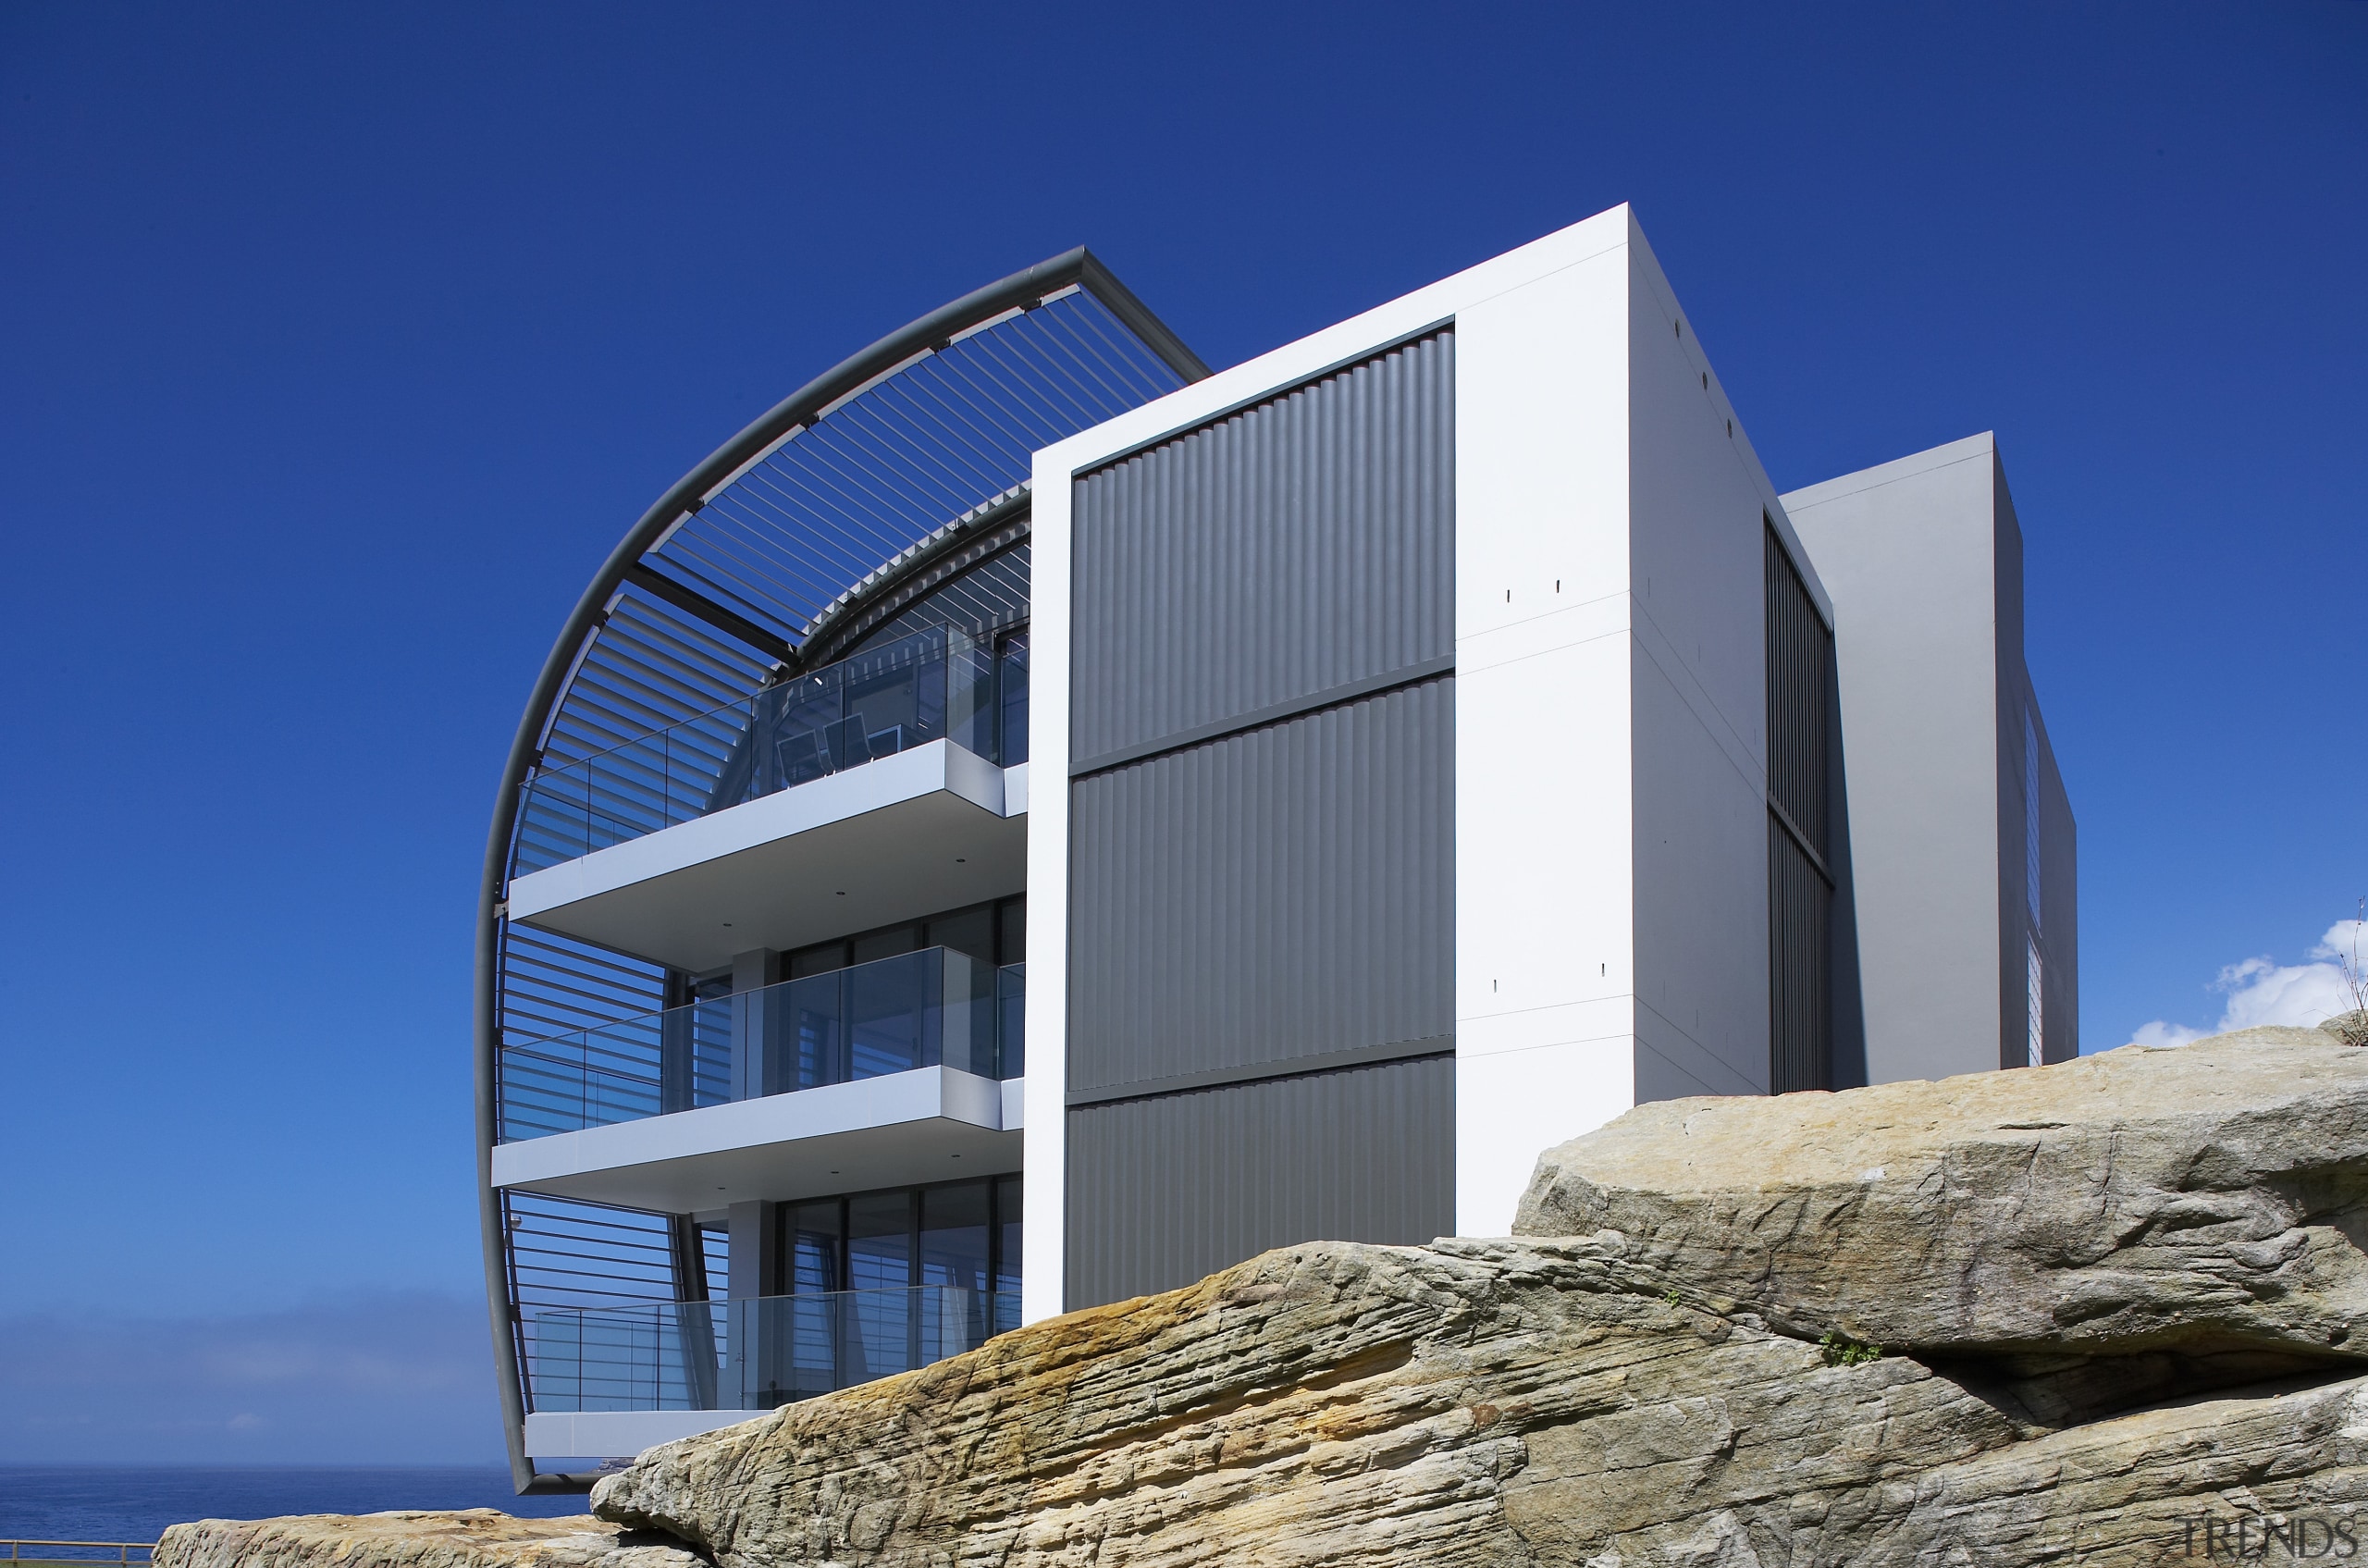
[512,740,1020,921]
[492,1066,1018,1190]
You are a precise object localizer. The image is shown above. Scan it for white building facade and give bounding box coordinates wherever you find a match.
[475,207,2075,1489]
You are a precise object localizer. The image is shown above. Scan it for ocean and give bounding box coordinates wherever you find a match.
[0,1468,588,1549]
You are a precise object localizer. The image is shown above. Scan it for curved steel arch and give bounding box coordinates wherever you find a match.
[476,250,1205,1491]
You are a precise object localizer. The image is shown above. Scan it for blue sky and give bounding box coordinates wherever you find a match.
[2,2,2362,1463]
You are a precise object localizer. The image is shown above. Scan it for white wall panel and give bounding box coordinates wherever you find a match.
[1451,235,1636,1237]
[1622,236,1792,1102]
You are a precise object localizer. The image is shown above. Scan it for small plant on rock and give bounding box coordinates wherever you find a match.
[1819,1331,1884,1366]
[2327,896,2368,1047]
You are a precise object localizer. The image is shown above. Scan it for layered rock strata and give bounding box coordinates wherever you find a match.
[160,1030,2368,1568]
[1515,1025,2368,1370]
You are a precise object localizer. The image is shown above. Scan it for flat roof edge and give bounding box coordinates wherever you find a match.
[1780,432,1999,512]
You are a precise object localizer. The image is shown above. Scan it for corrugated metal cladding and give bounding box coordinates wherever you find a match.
[1063,332,1456,1311]
[1765,525,1836,1093]
[1067,678,1454,1093]
[1069,330,1454,765]
[1064,1055,1455,1309]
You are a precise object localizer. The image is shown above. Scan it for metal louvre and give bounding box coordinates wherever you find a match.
[651,290,1184,644]
[502,1191,689,1416]
[1764,525,1831,854]
[541,586,773,769]
[1765,522,1835,1094]
[848,541,1031,656]
[498,927,665,1043]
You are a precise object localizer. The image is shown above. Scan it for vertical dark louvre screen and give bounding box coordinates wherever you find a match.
[1765,523,1834,1093]
[1064,331,1455,1309]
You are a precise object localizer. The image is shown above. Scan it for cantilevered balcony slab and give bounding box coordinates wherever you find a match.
[491,1066,1025,1213]
[508,742,1028,972]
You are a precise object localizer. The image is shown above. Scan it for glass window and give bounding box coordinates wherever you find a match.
[852,925,919,965]
[786,1202,844,1294]
[845,950,928,1078]
[928,907,994,964]
[788,942,848,980]
[993,1176,1023,1297]
[846,1191,914,1291]
[919,1181,991,1292]
[998,633,1029,766]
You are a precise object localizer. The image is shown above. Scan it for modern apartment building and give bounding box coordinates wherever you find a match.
[476,205,2076,1490]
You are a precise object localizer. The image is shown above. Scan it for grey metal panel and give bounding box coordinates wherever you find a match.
[1063,1054,1456,1311]
[1780,437,2011,1087]
[1070,331,1455,763]
[1067,676,1455,1095]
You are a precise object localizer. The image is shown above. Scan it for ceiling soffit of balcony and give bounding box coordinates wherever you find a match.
[490,1066,1023,1214]
[510,741,1026,974]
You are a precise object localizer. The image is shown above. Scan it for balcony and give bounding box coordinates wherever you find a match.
[518,625,1022,871]
[504,627,1030,973]
[527,1286,1018,1414]
[509,743,1026,974]
[491,949,1026,1211]
[500,947,1024,1142]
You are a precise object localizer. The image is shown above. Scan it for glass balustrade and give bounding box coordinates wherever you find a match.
[499,949,1024,1142]
[516,625,1026,873]
[527,1286,1019,1413]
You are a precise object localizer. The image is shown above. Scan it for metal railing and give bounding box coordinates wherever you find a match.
[500,950,1024,1142]
[528,1286,1018,1413]
[3,1547,156,1567]
[516,625,1021,872]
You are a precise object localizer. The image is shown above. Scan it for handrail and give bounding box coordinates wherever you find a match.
[527,1285,1020,1414]
[511,622,1007,872]
[497,951,1023,1142]
[3,1545,158,1565]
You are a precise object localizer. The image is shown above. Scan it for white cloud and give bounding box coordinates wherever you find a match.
[2125,920,2368,1048]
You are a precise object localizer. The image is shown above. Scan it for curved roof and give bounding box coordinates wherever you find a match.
[474,250,1206,1491]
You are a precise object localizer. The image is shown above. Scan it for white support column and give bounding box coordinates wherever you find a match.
[1018,462,1075,1326]
[1450,230,1641,1239]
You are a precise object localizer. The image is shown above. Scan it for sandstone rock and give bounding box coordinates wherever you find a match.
[594,1233,2368,1568]
[155,1512,706,1568]
[166,1029,2368,1568]
[1516,1029,2368,1377]
[584,1029,2368,1566]
[2325,1008,2368,1047]
[595,1237,2040,1568]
